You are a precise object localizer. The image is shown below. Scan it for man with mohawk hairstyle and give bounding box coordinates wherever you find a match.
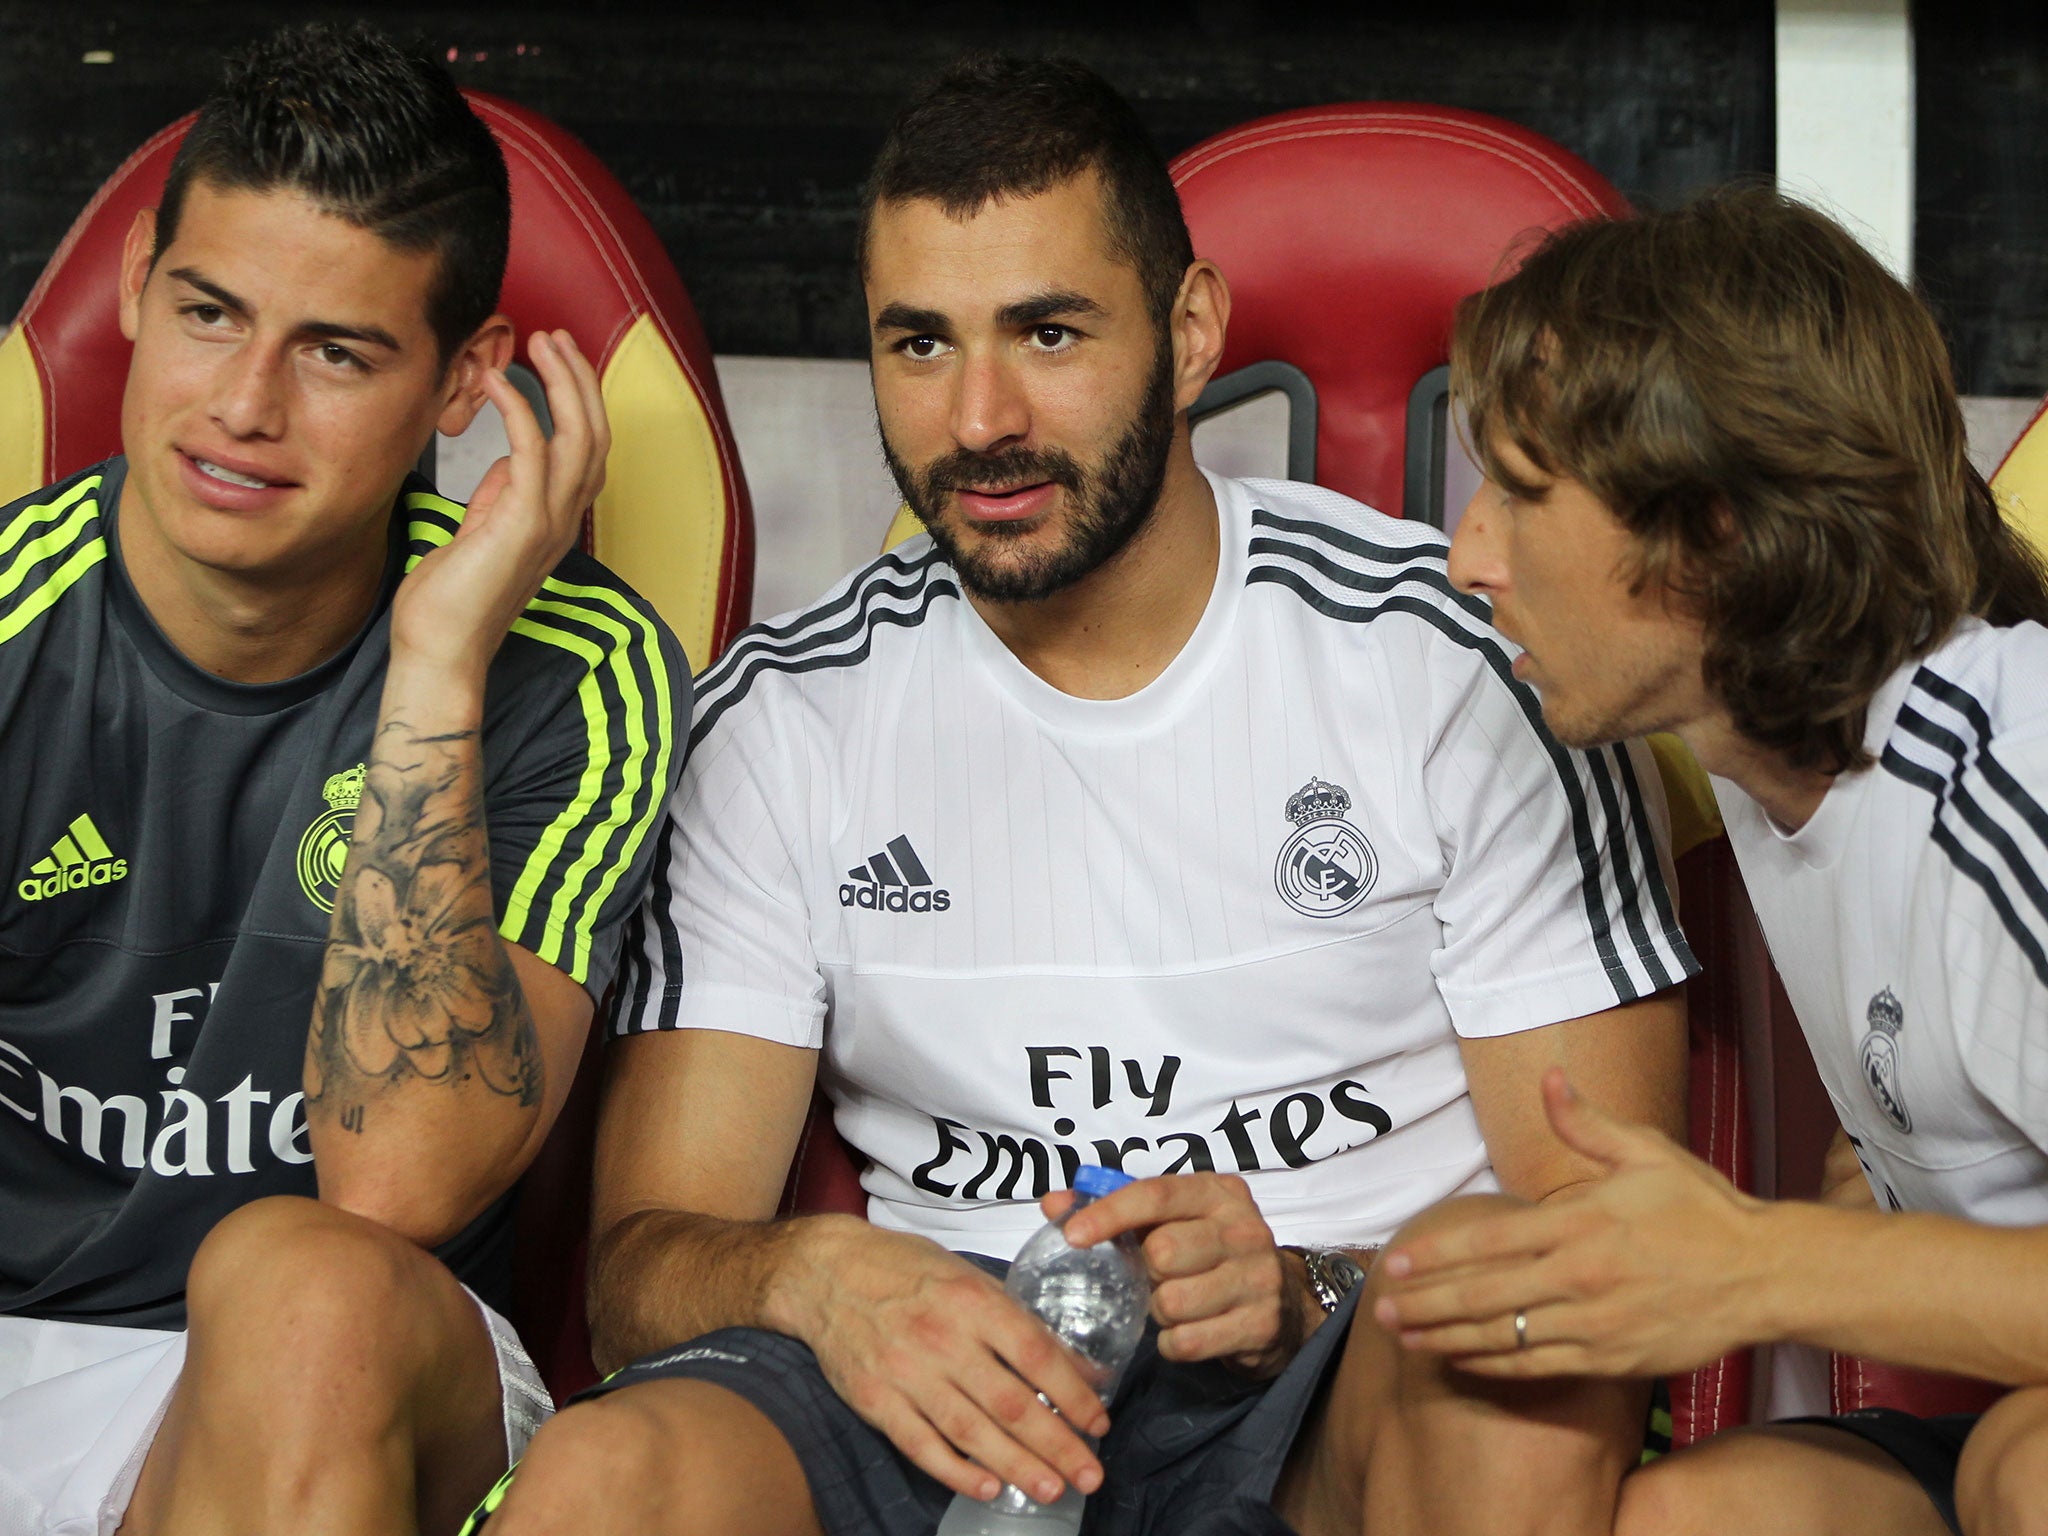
[0,21,685,1536]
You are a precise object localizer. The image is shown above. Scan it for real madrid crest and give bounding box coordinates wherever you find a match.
[1859,986,1912,1135]
[296,763,364,914]
[1275,776,1377,919]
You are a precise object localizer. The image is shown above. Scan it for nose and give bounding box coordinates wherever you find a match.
[950,348,1030,455]
[1447,486,1504,598]
[209,340,288,442]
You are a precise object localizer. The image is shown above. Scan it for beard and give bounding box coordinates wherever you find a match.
[881,338,1178,604]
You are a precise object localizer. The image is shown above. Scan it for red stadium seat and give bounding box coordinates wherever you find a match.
[1171,104,1628,521]
[0,94,757,1403]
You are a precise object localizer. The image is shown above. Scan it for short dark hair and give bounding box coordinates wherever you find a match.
[155,21,509,365]
[1453,185,2048,775]
[857,54,1195,330]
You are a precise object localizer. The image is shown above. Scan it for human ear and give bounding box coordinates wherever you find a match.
[1170,260,1231,413]
[435,315,517,437]
[116,208,157,343]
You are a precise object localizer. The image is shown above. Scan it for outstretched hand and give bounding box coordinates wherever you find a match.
[389,329,609,679]
[1371,1069,1771,1379]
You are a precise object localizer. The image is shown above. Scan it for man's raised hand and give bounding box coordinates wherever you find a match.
[1372,1069,1771,1379]
[390,329,610,680]
[773,1219,1110,1507]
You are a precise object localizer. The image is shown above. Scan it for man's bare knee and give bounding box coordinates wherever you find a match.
[1958,1388,2048,1536]
[1614,1452,1725,1536]
[184,1195,476,1397]
[1367,1194,1528,1303]
[493,1380,819,1536]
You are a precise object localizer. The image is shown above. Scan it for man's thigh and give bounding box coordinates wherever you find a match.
[1275,1196,1647,1536]
[1618,1423,1955,1536]
[495,1328,915,1536]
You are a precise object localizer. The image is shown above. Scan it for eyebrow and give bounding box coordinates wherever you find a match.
[871,289,1110,338]
[872,302,948,337]
[996,290,1105,328]
[165,267,404,353]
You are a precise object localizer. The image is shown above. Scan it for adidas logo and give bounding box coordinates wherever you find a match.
[18,814,128,902]
[839,835,951,913]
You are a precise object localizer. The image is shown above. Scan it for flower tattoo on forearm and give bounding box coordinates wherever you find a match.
[307,720,541,1130]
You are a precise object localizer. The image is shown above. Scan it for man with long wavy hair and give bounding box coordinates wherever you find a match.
[1380,185,2048,1536]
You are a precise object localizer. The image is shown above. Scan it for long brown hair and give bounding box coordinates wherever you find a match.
[1453,186,2048,774]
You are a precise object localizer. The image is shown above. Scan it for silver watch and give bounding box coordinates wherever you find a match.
[1286,1245,1369,1314]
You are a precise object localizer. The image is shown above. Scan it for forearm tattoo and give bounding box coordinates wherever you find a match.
[307,720,541,1128]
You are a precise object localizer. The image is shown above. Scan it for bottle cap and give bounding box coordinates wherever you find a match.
[1072,1165,1134,1197]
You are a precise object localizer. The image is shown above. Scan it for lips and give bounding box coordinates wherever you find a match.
[175,448,297,512]
[955,481,1057,523]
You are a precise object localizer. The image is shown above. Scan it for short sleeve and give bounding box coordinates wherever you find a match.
[1424,633,1696,1037]
[1934,734,2048,1146]
[609,697,828,1048]
[481,571,691,998]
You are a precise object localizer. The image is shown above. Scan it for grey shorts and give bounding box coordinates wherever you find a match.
[580,1258,1361,1536]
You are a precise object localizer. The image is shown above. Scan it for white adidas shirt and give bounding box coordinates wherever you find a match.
[621,473,1694,1257]
[1718,617,2048,1225]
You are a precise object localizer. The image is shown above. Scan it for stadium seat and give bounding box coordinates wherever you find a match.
[0,94,757,1401]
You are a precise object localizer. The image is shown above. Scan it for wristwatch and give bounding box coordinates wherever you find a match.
[1285,1246,1370,1314]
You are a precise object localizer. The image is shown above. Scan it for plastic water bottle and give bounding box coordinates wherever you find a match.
[934,1165,1152,1536]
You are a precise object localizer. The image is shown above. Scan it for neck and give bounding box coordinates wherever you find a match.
[1675,710,1836,832]
[117,485,391,685]
[970,437,1219,700]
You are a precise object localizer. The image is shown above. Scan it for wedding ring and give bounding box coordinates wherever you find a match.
[1513,1310,1529,1350]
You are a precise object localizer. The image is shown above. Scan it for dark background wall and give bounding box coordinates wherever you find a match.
[1,0,1773,355]
[0,2,2036,398]
[1917,1,2048,400]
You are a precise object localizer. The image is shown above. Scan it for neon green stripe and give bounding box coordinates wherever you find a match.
[0,475,100,568]
[520,579,674,981]
[0,540,106,647]
[397,501,676,981]
[499,615,610,976]
[457,1459,521,1534]
[0,503,100,609]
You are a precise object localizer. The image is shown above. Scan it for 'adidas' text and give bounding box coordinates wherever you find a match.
[18,814,127,903]
[839,834,951,913]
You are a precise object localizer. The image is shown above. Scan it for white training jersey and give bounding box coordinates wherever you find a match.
[1718,617,2048,1226]
[620,472,1694,1257]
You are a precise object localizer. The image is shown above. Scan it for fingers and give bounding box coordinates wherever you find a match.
[1541,1070,1652,1170]
[1062,1171,1255,1249]
[523,329,609,516]
[1382,1200,1595,1282]
[1373,1259,1577,1336]
[984,1304,1111,1439]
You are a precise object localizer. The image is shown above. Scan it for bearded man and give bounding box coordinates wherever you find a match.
[484,54,1692,1536]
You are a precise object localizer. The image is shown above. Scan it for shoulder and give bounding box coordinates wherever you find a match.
[1884,621,2048,801]
[0,459,116,645]
[688,535,960,755]
[400,481,689,697]
[1881,621,2048,981]
[1234,476,1509,666]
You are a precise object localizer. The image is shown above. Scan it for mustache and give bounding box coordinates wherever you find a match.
[916,447,1084,497]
